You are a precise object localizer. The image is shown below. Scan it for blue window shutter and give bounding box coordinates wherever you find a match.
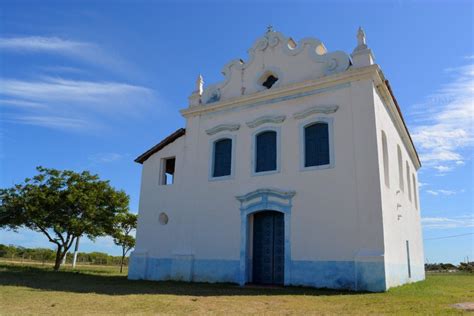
[256,131,277,172]
[305,123,329,167]
[213,138,232,177]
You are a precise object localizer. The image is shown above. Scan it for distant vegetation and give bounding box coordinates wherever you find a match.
[0,244,128,266]
[425,262,473,273]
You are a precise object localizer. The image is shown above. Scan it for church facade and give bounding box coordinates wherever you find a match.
[129,28,425,292]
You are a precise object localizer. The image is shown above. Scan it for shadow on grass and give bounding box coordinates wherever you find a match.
[0,263,364,297]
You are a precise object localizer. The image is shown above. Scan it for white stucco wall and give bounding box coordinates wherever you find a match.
[373,87,425,287]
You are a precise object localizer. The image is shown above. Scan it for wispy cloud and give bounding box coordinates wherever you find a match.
[1,77,153,109]
[0,34,156,132]
[0,36,93,53]
[422,215,474,229]
[4,115,90,131]
[411,63,474,173]
[88,152,124,163]
[0,98,46,108]
[425,189,464,196]
[0,36,136,75]
[0,77,155,131]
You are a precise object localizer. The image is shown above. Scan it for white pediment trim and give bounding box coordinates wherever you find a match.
[236,188,296,203]
[200,31,351,104]
[205,123,240,136]
[293,105,339,120]
[246,115,286,128]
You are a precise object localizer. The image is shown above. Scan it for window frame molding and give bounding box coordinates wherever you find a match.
[251,126,281,177]
[299,116,335,172]
[208,133,236,182]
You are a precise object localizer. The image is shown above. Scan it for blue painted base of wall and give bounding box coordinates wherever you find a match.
[128,256,240,283]
[128,257,388,292]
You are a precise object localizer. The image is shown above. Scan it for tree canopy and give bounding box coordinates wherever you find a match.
[0,166,129,270]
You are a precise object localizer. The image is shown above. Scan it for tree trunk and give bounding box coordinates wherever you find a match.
[53,245,63,271]
[120,252,125,273]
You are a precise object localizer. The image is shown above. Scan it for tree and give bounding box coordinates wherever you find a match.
[0,166,129,271]
[112,212,137,273]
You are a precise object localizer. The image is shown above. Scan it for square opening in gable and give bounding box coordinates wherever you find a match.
[262,74,278,89]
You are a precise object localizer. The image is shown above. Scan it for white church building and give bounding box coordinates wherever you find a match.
[129,28,425,292]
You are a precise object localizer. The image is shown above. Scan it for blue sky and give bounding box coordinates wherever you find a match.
[0,1,472,263]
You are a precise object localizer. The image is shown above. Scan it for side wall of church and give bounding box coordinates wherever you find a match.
[373,87,425,288]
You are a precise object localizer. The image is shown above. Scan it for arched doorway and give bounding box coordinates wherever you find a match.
[252,211,284,285]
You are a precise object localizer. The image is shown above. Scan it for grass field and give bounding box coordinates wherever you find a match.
[0,261,472,315]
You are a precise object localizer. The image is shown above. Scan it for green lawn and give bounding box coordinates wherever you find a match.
[0,262,472,315]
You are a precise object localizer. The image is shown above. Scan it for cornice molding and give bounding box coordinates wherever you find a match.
[205,123,240,136]
[293,105,339,120]
[246,115,286,128]
[181,65,379,118]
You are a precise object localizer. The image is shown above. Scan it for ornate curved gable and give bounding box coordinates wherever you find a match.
[199,29,351,105]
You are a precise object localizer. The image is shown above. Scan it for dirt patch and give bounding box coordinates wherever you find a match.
[452,302,474,312]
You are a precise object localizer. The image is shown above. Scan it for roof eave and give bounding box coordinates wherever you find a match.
[134,128,186,164]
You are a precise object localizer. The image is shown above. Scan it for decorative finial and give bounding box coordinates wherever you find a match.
[195,74,204,95]
[357,26,367,48]
[266,25,274,33]
[351,26,375,67]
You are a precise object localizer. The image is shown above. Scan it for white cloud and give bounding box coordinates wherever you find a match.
[1,77,153,106]
[5,115,90,131]
[426,189,459,196]
[0,36,92,52]
[0,36,136,75]
[88,152,124,163]
[0,77,154,131]
[438,189,459,195]
[434,165,453,173]
[0,99,46,108]
[422,215,474,229]
[411,63,474,173]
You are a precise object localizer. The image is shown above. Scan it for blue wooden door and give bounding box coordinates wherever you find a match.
[252,211,284,285]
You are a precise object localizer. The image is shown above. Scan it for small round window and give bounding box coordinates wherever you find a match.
[159,212,169,225]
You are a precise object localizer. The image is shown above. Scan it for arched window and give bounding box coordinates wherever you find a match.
[382,131,390,188]
[213,138,232,177]
[255,130,277,173]
[412,174,418,209]
[304,122,330,167]
[397,145,404,191]
[406,162,412,202]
